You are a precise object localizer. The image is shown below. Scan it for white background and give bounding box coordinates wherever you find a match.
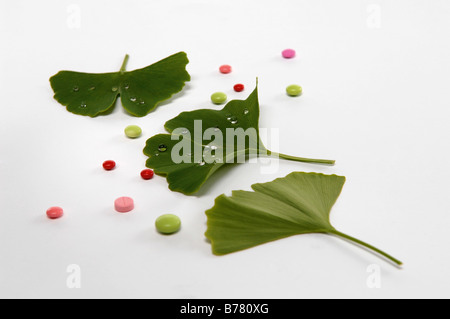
[1,0,449,299]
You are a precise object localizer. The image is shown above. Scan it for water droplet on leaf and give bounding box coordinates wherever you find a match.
[72,86,79,92]
[158,144,167,152]
[229,116,238,124]
[130,97,137,102]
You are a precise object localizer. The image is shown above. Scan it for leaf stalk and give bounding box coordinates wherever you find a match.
[120,54,129,74]
[268,151,335,165]
[329,230,403,266]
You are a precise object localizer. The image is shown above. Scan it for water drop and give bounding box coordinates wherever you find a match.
[130,97,137,102]
[124,83,129,90]
[154,152,159,157]
[158,144,167,152]
[211,145,218,150]
[181,129,188,134]
[89,86,96,91]
[72,86,79,92]
[139,99,145,105]
[214,126,220,132]
[111,86,118,92]
[229,115,238,124]
[225,113,232,120]
[80,101,87,108]
[243,108,249,115]
[198,161,206,166]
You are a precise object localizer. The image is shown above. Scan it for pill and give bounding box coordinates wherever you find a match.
[155,214,181,234]
[211,92,227,104]
[46,206,63,219]
[282,49,296,59]
[124,125,142,138]
[114,196,134,213]
[103,160,116,170]
[219,64,232,74]
[140,169,154,180]
[286,84,302,96]
[233,84,244,92]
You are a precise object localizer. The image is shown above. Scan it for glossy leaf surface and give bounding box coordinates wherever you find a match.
[143,86,335,195]
[49,52,190,117]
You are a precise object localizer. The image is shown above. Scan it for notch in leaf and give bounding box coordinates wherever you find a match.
[49,52,190,117]
[205,172,402,266]
[143,84,335,195]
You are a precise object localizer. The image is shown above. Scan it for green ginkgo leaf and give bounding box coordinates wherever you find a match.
[49,52,190,117]
[143,85,335,195]
[205,172,402,266]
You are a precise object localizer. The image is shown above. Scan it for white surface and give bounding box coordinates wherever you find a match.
[1,0,450,299]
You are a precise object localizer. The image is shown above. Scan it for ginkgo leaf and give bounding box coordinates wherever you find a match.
[49,52,190,117]
[205,172,402,266]
[143,85,335,195]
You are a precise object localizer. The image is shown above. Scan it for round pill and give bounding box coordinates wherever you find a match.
[211,92,227,104]
[140,169,154,180]
[103,160,116,170]
[114,196,134,213]
[233,84,244,92]
[282,49,296,59]
[219,64,232,74]
[286,84,303,97]
[155,214,181,234]
[46,206,63,219]
[124,125,142,138]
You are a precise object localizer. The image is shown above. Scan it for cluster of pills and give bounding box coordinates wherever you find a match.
[211,48,302,104]
[210,64,245,105]
[46,48,303,236]
[46,124,181,235]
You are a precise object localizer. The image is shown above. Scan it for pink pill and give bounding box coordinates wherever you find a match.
[46,206,64,219]
[114,196,134,213]
[282,49,296,59]
[219,64,232,74]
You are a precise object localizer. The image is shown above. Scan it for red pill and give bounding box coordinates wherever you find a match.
[140,169,154,180]
[46,206,63,219]
[103,160,116,170]
[219,64,232,74]
[233,84,244,92]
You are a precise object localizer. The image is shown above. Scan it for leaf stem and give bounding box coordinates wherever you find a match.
[120,54,129,74]
[329,229,403,266]
[268,151,335,165]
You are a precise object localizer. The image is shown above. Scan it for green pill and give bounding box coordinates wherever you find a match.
[211,92,227,104]
[124,125,142,138]
[286,84,302,97]
[155,214,181,234]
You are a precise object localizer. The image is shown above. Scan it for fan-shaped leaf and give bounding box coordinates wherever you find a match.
[143,85,335,195]
[205,172,402,266]
[49,52,190,117]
